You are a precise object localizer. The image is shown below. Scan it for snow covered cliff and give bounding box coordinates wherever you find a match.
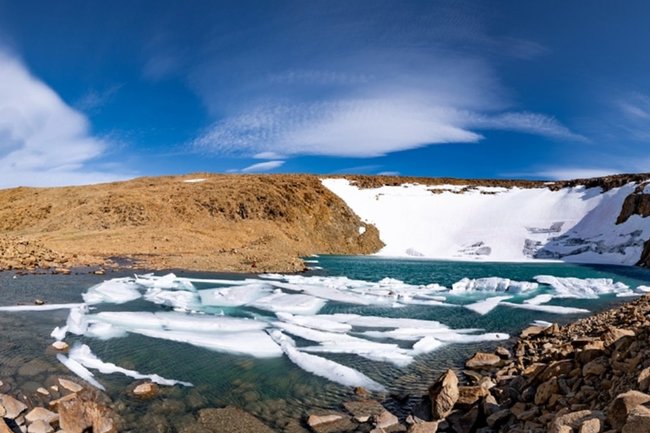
[322,176,650,266]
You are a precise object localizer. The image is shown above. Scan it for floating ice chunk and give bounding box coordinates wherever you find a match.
[0,303,84,312]
[637,285,650,293]
[85,322,128,340]
[83,279,142,304]
[68,344,192,386]
[269,331,387,392]
[412,336,444,354]
[616,292,641,298]
[131,328,282,358]
[464,296,512,315]
[66,306,89,335]
[144,288,199,311]
[451,277,538,294]
[57,353,106,390]
[249,293,326,315]
[276,313,352,333]
[50,326,67,341]
[198,284,272,307]
[524,294,554,305]
[322,314,450,330]
[502,301,589,314]
[91,311,268,334]
[301,345,414,367]
[531,320,553,328]
[362,328,507,343]
[269,281,372,305]
[135,273,196,291]
[534,275,629,299]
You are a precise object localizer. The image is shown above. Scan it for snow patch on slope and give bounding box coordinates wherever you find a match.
[321,178,650,265]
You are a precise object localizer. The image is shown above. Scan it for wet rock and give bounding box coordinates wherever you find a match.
[197,407,276,433]
[622,404,650,433]
[465,353,501,370]
[51,341,68,351]
[57,378,83,393]
[58,389,120,433]
[0,393,28,418]
[608,390,650,429]
[343,400,385,423]
[373,410,399,429]
[428,369,459,420]
[132,382,159,399]
[18,359,50,377]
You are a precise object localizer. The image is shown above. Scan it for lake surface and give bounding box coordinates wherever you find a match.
[1,257,649,432]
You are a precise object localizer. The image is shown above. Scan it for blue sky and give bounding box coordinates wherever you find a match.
[0,0,649,187]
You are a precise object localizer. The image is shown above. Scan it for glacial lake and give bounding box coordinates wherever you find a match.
[1,256,650,432]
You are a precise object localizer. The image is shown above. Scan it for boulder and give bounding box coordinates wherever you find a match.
[578,417,602,433]
[428,369,459,420]
[51,341,69,351]
[602,327,635,347]
[622,404,650,433]
[608,390,650,429]
[307,414,344,427]
[456,386,489,406]
[373,410,399,429]
[0,393,28,418]
[495,347,511,359]
[582,357,608,376]
[407,421,439,433]
[535,377,559,405]
[0,419,12,433]
[58,378,83,393]
[465,353,501,370]
[486,409,510,428]
[548,410,605,433]
[638,366,650,391]
[25,407,59,424]
[132,382,159,399]
[539,360,574,382]
[58,390,119,433]
[27,420,53,433]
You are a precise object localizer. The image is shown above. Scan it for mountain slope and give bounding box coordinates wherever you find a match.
[0,174,382,272]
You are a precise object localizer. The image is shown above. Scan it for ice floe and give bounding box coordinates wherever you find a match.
[66,344,192,387]
[269,331,387,392]
[464,296,513,315]
[451,277,538,294]
[83,279,142,304]
[0,303,84,311]
[534,275,629,298]
[501,302,589,315]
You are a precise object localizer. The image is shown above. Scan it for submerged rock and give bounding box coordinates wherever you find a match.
[197,407,276,433]
[132,382,159,399]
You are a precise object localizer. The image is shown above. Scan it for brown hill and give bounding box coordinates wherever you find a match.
[0,174,382,273]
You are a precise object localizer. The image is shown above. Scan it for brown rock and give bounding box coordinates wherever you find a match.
[548,410,605,433]
[58,378,83,393]
[486,409,510,428]
[535,377,559,405]
[0,393,28,418]
[428,369,459,420]
[51,341,69,351]
[495,346,511,359]
[456,386,489,406]
[578,417,602,433]
[374,410,399,429]
[25,407,59,424]
[582,357,608,376]
[0,419,12,433]
[622,404,650,433]
[407,421,439,433]
[539,360,574,382]
[447,406,479,433]
[608,390,650,429]
[307,414,344,427]
[58,391,119,433]
[602,327,635,347]
[132,382,159,399]
[197,407,275,433]
[465,352,501,370]
[27,420,54,433]
[520,325,546,338]
[638,366,650,391]
[343,400,385,423]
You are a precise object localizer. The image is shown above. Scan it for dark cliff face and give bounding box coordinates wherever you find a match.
[613,183,650,267]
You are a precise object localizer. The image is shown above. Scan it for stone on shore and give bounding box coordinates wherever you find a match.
[428,369,459,420]
[0,393,28,418]
[608,390,650,429]
[622,404,650,433]
[465,353,501,370]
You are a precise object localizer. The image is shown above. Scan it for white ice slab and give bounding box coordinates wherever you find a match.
[198,284,272,307]
[534,275,629,299]
[83,279,142,305]
[464,296,512,315]
[0,303,84,311]
[249,292,326,315]
[502,301,589,314]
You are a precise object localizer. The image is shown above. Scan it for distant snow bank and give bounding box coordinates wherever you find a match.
[322,178,650,266]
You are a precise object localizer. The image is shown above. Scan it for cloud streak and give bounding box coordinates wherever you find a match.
[0,49,130,187]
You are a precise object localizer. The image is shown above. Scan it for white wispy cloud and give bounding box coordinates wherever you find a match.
[0,49,130,188]
[240,160,285,173]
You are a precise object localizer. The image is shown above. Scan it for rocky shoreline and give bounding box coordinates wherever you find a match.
[3,295,650,432]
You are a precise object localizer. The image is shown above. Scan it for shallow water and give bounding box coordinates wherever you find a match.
[1,258,649,432]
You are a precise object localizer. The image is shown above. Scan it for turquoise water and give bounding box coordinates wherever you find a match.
[0,258,649,431]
